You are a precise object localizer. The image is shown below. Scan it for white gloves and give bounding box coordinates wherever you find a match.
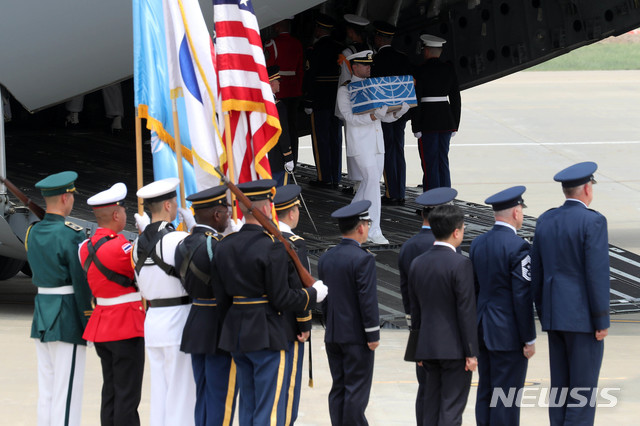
[304,108,313,115]
[451,131,457,138]
[284,161,294,172]
[414,132,422,139]
[134,212,150,232]
[374,105,388,120]
[405,314,412,328]
[177,207,196,232]
[396,102,410,117]
[229,218,243,233]
[312,280,328,303]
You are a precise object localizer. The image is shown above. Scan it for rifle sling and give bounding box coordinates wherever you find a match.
[83,235,136,288]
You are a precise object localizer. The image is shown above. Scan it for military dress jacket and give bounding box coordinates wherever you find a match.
[174,225,230,355]
[281,228,312,341]
[398,227,436,315]
[268,100,293,174]
[79,227,144,342]
[214,224,317,353]
[371,44,411,78]
[319,238,380,344]
[409,244,477,360]
[132,221,190,347]
[470,224,536,351]
[303,34,343,111]
[26,213,92,345]
[411,57,461,133]
[531,200,610,333]
[264,32,304,98]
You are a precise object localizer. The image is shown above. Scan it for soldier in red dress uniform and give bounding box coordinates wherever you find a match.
[78,182,146,426]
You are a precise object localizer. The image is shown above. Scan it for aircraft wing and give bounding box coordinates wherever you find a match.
[0,0,323,112]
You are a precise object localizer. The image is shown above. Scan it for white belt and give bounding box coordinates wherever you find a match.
[279,71,296,76]
[421,96,448,102]
[96,292,142,307]
[38,285,74,295]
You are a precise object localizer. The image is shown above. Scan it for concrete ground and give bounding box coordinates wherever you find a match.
[1,70,639,425]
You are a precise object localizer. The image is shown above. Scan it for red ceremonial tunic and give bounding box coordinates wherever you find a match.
[79,227,145,342]
[265,32,304,98]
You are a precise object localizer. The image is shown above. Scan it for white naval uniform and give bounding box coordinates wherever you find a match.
[132,224,196,426]
[336,75,399,240]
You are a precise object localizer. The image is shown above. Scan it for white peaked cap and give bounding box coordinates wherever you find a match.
[88,182,127,207]
[136,177,180,200]
[420,34,447,47]
[344,14,370,27]
[346,50,373,62]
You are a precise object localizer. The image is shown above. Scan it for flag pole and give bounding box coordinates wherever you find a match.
[135,107,144,216]
[171,97,188,209]
[223,111,238,221]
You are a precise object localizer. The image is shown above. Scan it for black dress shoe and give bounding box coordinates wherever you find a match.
[341,186,354,195]
[397,198,405,206]
[381,196,398,206]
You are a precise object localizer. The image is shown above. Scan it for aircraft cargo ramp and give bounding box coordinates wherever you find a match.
[3,130,640,323]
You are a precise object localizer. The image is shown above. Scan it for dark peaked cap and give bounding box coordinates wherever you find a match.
[485,186,527,211]
[553,161,598,188]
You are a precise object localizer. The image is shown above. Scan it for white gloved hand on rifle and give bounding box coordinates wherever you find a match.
[304,108,313,115]
[177,207,196,232]
[284,161,294,173]
[228,218,243,233]
[134,212,150,233]
[312,280,328,303]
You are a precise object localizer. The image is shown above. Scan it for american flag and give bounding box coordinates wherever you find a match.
[214,0,280,184]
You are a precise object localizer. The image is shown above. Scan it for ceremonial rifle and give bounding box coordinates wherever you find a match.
[0,176,45,219]
[216,168,315,289]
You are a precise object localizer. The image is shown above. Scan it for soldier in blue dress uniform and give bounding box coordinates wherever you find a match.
[174,185,237,426]
[470,186,536,426]
[397,186,457,425]
[273,184,311,425]
[318,200,380,426]
[214,179,328,426]
[531,162,610,426]
[26,171,93,426]
[370,21,411,206]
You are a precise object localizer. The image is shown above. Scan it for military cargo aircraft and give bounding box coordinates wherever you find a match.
[1,0,640,279]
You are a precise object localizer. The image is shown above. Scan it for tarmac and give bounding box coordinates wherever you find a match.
[1,70,640,425]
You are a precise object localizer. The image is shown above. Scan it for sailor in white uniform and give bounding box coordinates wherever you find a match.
[335,50,410,244]
[132,178,197,426]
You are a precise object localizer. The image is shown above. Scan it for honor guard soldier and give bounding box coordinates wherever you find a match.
[174,185,237,426]
[397,186,457,425]
[273,184,311,425]
[336,49,410,245]
[303,14,343,187]
[337,14,371,87]
[264,17,304,164]
[132,178,196,426]
[470,186,536,426]
[267,65,294,186]
[318,200,380,426]
[411,34,461,191]
[79,183,145,426]
[214,179,328,426]
[370,21,412,206]
[531,162,610,426]
[408,204,477,426]
[26,171,92,426]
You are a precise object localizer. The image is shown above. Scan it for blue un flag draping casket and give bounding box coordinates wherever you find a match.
[348,75,417,114]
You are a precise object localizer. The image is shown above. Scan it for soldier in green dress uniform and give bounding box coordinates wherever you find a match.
[25,171,93,426]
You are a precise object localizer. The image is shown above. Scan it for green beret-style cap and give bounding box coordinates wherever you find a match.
[35,171,78,197]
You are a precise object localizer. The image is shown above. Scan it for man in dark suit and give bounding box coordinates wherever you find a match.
[531,162,610,426]
[409,204,477,426]
[273,184,311,425]
[397,187,457,425]
[303,14,343,187]
[319,200,380,426]
[411,34,461,191]
[174,185,237,426]
[470,186,536,426]
[214,179,328,425]
[371,21,411,205]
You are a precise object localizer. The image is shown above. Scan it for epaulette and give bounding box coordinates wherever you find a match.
[289,235,304,242]
[65,221,84,232]
[24,223,34,251]
[204,231,218,240]
[263,231,275,242]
